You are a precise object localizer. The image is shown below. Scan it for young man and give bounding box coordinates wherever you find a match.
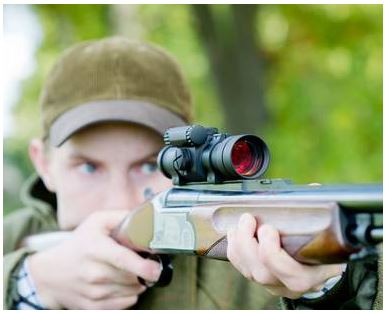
[4,37,381,309]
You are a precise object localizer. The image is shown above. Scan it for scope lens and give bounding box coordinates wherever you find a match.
[231,140,261,176]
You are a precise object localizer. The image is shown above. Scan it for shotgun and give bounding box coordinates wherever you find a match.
[112,125,382,265]
[23,125,382,287]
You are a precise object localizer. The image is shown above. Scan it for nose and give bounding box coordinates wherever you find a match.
[106,173,143,211]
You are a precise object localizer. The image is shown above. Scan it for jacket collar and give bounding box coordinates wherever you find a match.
[20,173,57,214]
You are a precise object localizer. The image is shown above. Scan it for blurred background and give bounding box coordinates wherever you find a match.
[3,4,382,215]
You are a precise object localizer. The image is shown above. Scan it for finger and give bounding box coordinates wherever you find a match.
[228,215,280,285]
[80,282,146,301]
[227,215,259,278]
[264,285,305,299]
[227,227,247,275]
[236,214,260,257]
[227,222,251,266]
[79,261,142,285]
[238,213,258,238]
[257,224,337,293]
[82,295,140,310]
[258,224,304,272]
[238,216,281,285]
[91,236,161,282]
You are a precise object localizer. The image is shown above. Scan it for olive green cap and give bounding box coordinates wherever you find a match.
[39,36,193,146]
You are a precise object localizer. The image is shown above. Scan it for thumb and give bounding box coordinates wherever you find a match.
[84,210,131,233]
[238,213,258,238]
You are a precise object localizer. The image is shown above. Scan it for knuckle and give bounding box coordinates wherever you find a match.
[78,264,94,282]
[79,264,109,285]
[86,287,107,301]
[286,278,310,294]
[82,245,96,259]
[89,268,110,284]
[252,271,272,285]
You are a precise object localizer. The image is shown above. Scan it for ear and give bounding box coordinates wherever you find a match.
[29,139,56,192]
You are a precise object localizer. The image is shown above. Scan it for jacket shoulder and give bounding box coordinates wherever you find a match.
[4,207,58,254]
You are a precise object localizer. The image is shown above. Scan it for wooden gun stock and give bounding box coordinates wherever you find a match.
[112,199,359,265]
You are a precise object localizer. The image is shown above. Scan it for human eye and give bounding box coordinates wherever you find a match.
[79,162,98,174]
[140,161,158,175]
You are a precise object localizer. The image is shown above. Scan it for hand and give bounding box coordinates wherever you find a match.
[28,210,161,309]
[227,213,345,299]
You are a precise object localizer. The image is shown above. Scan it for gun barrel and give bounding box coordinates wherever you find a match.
[165,184,382,211]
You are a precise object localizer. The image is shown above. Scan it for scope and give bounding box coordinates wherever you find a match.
[157,125,270,185]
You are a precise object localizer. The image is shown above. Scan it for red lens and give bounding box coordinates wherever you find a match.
[231,140,260,176]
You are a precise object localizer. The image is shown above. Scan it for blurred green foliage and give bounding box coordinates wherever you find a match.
[4,4,382,216]
[259,5,382,182]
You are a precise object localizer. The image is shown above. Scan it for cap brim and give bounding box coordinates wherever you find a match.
[49,100,187,146]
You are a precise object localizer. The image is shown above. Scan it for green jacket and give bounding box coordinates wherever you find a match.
[3,175,382,309]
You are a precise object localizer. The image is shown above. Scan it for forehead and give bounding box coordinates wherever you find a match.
[54,122,163,160]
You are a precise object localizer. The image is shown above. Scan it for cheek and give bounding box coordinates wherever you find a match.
[136,172,173,195]
[54,170,106,229]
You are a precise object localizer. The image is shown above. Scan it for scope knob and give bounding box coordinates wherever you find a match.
[163,125,218,147]
[185,125,205,146]
[187,125,219,146]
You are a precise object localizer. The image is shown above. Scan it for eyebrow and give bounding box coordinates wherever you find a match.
[67,150,159,165]
[133,152,159,165]
[66,151,100,163]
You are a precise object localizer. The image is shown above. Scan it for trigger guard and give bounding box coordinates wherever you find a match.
[138,253,173,288]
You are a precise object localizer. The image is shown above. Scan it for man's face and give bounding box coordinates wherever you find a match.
[44,122,172,230]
